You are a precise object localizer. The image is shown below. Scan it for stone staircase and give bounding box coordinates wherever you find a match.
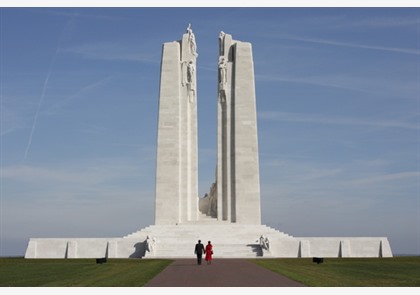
[122,222,293,258]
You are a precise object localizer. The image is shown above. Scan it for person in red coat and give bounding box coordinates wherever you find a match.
[205,241,213,264]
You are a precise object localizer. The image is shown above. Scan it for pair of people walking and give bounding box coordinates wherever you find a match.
[194,240,213,265]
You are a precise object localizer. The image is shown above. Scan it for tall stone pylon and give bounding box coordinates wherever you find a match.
[24,28,393,260]
[216,32,261,224]
[155,24,199,225]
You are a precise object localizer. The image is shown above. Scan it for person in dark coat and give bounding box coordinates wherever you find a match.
[194,240,205,265]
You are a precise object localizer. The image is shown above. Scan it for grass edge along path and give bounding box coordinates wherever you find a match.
[1,257,420,287]
[250,256,420,287]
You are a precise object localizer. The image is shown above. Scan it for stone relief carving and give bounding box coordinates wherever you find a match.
[258,235,270,252]
[181,59,196,103]
[187,60,195,85]
[187,60,196,103]
[219,31,226,55]
[187,23,198,57]
[218,57,227,86]
[145,235,156,254]
[218,56,227,103]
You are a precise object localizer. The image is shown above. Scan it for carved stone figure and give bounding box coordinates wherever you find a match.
[187,23,198,57]
[145,235,156,253]
[219,90,226,104]
[218,57,227,86]
[219,31,226,55]
[187,60,195,85]
[259,235,270,251]
[218,57,227,103]
[187,60,196,103]
[186,23,192,35]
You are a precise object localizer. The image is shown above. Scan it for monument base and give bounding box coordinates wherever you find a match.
[24,222,392,258]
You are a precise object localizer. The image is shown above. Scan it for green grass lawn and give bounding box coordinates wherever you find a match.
[1,256,419,287]
[251,256,420,287]
[0,258,172,287]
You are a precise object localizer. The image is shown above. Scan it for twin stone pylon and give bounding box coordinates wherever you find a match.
[155,26,261,225]
[154,25,199,225]
[24,26,393,259]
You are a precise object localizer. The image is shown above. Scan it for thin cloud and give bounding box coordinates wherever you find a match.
[1,158,153,197]
[347,16,420,28]
[62,43,159,63]
[259,111,420,130]
[304,15,420,30]
[255,66,418,99]
[43,75,114,115]
[0,106,25,136]
[348,171,420,186]
[255,74,368,93]
[1,164,111,185]
[281,35,420,55]
[26,8,127,21]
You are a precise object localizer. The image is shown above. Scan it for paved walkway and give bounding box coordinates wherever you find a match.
[144,259,306,287]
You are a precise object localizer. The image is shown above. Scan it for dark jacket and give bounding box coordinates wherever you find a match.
[194,243,205,255]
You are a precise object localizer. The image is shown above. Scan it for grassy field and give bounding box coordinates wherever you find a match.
[251,256,420,287]
[0,258,172,287]
[1,256,419,287]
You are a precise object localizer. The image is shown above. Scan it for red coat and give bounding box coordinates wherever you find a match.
[205,244,213,261]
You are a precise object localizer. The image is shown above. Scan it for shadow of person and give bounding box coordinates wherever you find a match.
[247,244,263,256]
[130,241,146,258]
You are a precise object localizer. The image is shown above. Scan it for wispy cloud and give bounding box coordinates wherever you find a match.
[0,106,25,136]
[259,111,420,130]
[255,74,368,93]
[259,156,419,211]
[307,15,420,30]
[26,8,127,21]
[281,35,420,55]
[1,156,154,193]
[43,75,114,115]
[62,43,159,63]
[347,16,420,28]
[347,171,420,186]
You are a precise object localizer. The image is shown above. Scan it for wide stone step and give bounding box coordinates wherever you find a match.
[145,243,265,258]
[124,224,291,258]
[124,224,293,238]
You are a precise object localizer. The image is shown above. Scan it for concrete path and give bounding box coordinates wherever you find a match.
[144,259,306,287]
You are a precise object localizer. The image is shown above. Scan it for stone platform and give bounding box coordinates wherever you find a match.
[25,221,392,259]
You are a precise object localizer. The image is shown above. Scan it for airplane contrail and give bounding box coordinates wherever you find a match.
[23,67,54,160]
[23,17,74,161]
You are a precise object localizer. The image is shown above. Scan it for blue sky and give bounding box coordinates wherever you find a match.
[1,5,419,256]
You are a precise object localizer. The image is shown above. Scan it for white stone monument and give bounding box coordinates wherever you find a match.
[24,26,393,259]
[215,32,261,224]
[154,24,199,225]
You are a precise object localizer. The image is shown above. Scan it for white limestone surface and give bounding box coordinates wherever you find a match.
[24,28,393,260]
[25,223,392,258]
